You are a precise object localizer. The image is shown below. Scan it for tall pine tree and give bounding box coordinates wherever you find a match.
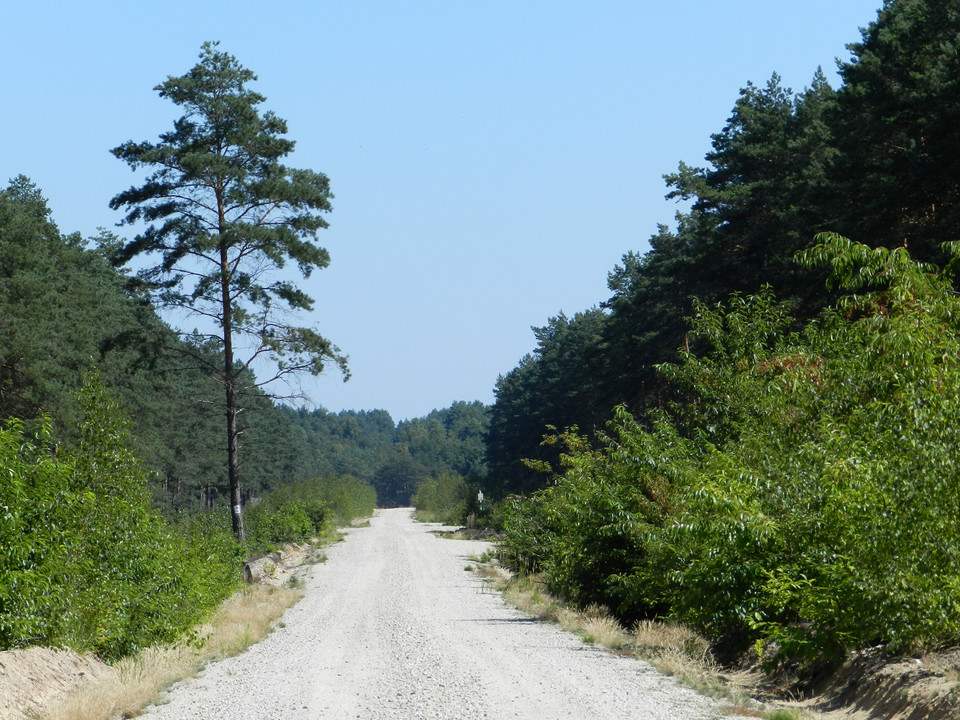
[110,43,347,541]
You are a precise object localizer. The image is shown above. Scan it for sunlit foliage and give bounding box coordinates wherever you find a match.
[500,236,960,660]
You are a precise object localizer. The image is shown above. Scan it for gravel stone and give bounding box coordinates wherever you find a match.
[140,508,748,720]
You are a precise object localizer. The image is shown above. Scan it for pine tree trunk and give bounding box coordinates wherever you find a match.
[226,379,245,543]
[221,234,246,543]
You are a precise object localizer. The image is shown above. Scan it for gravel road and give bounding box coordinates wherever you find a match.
[141,508,749,719]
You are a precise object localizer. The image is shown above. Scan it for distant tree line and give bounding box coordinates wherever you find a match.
[283,400,489,507]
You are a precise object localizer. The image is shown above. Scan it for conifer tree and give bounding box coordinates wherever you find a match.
[832,0,960,259]
[110,42,348,541]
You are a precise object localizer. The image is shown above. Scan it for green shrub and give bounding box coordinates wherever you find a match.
[498,236,960,661]
[0,374,242,660]
[245,500,314,551]
[495,493,554,575]
[243,474,376,554]
[412,472,470,524]
[497,417,683,619]
[307,474,376,525]
[664,236,960,656]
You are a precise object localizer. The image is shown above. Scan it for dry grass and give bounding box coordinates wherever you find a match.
[493,575,631,648]
[577,605,630,650]
[42,584,302,720]
[632,619,709,658]
[478,566,774,714]
[631,618,720,687]
[493,576,629,648]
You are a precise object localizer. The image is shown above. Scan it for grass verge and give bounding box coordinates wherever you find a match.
[41,584,302,720]
[474,563,810,720]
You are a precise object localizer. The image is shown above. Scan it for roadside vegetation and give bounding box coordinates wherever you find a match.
[496,235,960,672]
[0,375,239,661]
[0,371,375,662]
[411,472,473,524]
[0,373,373,718]
[244,474,376,554]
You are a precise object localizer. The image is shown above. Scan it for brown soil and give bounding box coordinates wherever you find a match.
[722,648,960,719]
[0,647,116,719]
[801,648,960,719]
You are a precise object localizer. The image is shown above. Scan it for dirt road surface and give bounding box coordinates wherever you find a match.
[140,508,749,719]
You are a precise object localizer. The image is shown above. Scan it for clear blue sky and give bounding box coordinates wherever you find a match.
[2,1,882,420]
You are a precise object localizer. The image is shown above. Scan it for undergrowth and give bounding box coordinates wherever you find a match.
[0,371,376,663]
[495,237,960,667]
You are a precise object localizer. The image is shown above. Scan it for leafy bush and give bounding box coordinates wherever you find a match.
[308,474,377,525]
[663,236,960,657]
[412,472,470,524]
[497,417,683,620]
[245,501,315,551]
[494,493,554,575]
[0,375,242,659]
[244,474,376,554]
[498,235,960,661]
